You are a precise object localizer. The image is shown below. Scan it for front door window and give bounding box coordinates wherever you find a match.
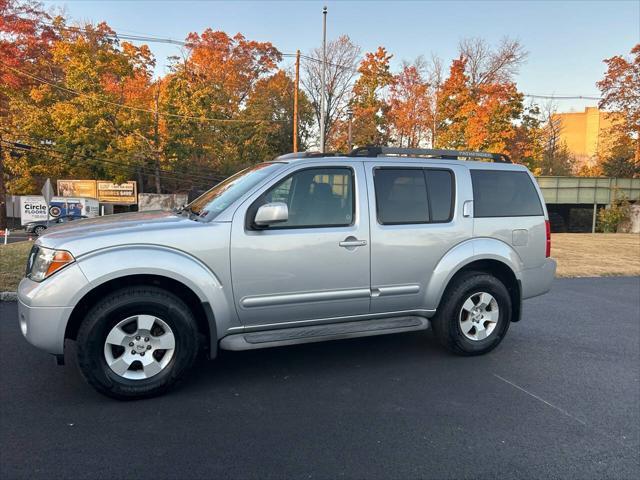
[254,167,354,228]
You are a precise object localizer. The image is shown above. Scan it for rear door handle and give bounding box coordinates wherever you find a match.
[339,237,367,248]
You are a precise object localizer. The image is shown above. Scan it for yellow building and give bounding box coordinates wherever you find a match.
[553,107,619,165]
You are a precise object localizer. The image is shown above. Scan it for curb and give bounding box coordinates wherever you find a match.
[0,292,17,302]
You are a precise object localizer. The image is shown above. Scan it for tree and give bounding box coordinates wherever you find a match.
[597,44,640,167]
[302,35,361,149]
[601,136,640,177]
[436,57,473,149]
[1,0,59,224]
[348,47,393,148]
[505,103,544,170]
[388,59,433,148]
[436,38,527,155]
[458,37,528,89]
[6,21,159,192]
[243,70,314,162]
[535,102,574,176]
[0,0,57,90]
[161,30,282,176]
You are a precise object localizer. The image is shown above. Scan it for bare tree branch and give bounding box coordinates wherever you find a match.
[458,37,528,88]
[301,35,361,149]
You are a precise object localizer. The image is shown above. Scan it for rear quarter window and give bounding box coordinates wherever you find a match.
[471,170,543,217]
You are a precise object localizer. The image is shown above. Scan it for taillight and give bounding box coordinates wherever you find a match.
[545,220,551,257]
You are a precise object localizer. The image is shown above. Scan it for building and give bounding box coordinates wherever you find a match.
[553,107,620,166]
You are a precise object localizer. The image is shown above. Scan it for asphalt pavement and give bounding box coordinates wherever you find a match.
[1,277,639,479]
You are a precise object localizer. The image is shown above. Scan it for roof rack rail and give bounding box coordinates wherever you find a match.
[276,151,343,160]
[348,146,511,163]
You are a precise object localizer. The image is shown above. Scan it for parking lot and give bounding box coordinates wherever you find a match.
[1,276,638,479]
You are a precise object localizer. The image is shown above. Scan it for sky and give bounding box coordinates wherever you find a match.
[43,0,640,113]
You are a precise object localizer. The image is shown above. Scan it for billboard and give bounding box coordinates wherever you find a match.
[57,180,97,199]
[20,196,99,225]
[56,179,137,204]
[97,181,137,204]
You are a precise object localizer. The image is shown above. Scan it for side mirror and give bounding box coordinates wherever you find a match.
[254,202,288,227]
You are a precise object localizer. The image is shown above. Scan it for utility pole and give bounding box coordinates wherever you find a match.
[347,106,353,151]
[293,49,300,153]
[0,134,6,230]
[153,86,161,194]
[320,5,327,153]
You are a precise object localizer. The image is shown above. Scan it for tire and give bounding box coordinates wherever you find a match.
[76,286,200,400]
[33,226,46,236]
[432,272,511,356]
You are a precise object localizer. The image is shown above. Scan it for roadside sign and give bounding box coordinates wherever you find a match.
[41,179,53,204]
[41,179,53,226]
[97,181,137,204]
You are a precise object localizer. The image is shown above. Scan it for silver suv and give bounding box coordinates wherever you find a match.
[18,147,556,399]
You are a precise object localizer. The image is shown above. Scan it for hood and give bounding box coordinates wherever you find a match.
[36,210,205,254]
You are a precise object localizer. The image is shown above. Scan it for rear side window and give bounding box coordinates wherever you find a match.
[374,168,454,224]
[426,170,454,222]
[471,170,543,217]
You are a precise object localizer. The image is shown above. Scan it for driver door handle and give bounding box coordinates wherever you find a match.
[339,237,367,248]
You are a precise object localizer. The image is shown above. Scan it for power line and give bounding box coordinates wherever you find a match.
[27,17,360,72]
[3,143,214,190]
[2,140,226,187]
[14,17,605,103]
[523,94,602,101]
[3,140,225,185]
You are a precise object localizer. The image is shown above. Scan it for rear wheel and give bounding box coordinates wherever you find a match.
[76,286,199,399]
[432,272,511,356]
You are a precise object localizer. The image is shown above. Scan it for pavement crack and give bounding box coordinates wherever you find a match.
[493,373,587,426]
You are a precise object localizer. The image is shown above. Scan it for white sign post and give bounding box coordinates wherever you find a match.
[41,179,53,227]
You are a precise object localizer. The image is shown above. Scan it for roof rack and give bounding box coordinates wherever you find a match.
[276,151,343,160]
[348,146,512,163]
[275,146,512,163]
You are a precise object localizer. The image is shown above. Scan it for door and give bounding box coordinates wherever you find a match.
[230,162,371,327]
[365,162,472,313]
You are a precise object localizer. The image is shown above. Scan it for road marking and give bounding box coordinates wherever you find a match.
[493,373,587,425]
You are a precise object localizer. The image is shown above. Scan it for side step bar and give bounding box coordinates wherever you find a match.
[219,316,430,351]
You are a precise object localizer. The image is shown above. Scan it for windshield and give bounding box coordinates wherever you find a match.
[185,162,284,220]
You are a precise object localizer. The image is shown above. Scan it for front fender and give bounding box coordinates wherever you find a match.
[425,237,524,310]
[75,245,238,342]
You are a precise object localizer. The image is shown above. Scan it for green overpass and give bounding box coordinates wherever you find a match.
[535,177,640,232]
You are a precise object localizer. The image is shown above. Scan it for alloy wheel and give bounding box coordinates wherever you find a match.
[103,314,176,380]
[458,292,499,341]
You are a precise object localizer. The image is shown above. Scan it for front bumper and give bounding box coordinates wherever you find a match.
[18,263,89,355]
[18,300,72,355]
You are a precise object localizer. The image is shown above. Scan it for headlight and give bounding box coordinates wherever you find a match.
[26,246,75,282]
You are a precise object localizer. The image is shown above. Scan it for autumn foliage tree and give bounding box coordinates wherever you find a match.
[388,60,433,148]
[597,43,639,176]
[5,20,159,192]
[2,0,310,197]
[435,38,526,154]
[346,47,393,148]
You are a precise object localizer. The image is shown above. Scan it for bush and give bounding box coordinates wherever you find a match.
[597,192,631,232]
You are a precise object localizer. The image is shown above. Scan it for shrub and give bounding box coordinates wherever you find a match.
[597,191,631,232]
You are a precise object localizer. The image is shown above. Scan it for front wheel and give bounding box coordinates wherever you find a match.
[76,286,200,399]
[33,225,46,236]
[432,272,511,356]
